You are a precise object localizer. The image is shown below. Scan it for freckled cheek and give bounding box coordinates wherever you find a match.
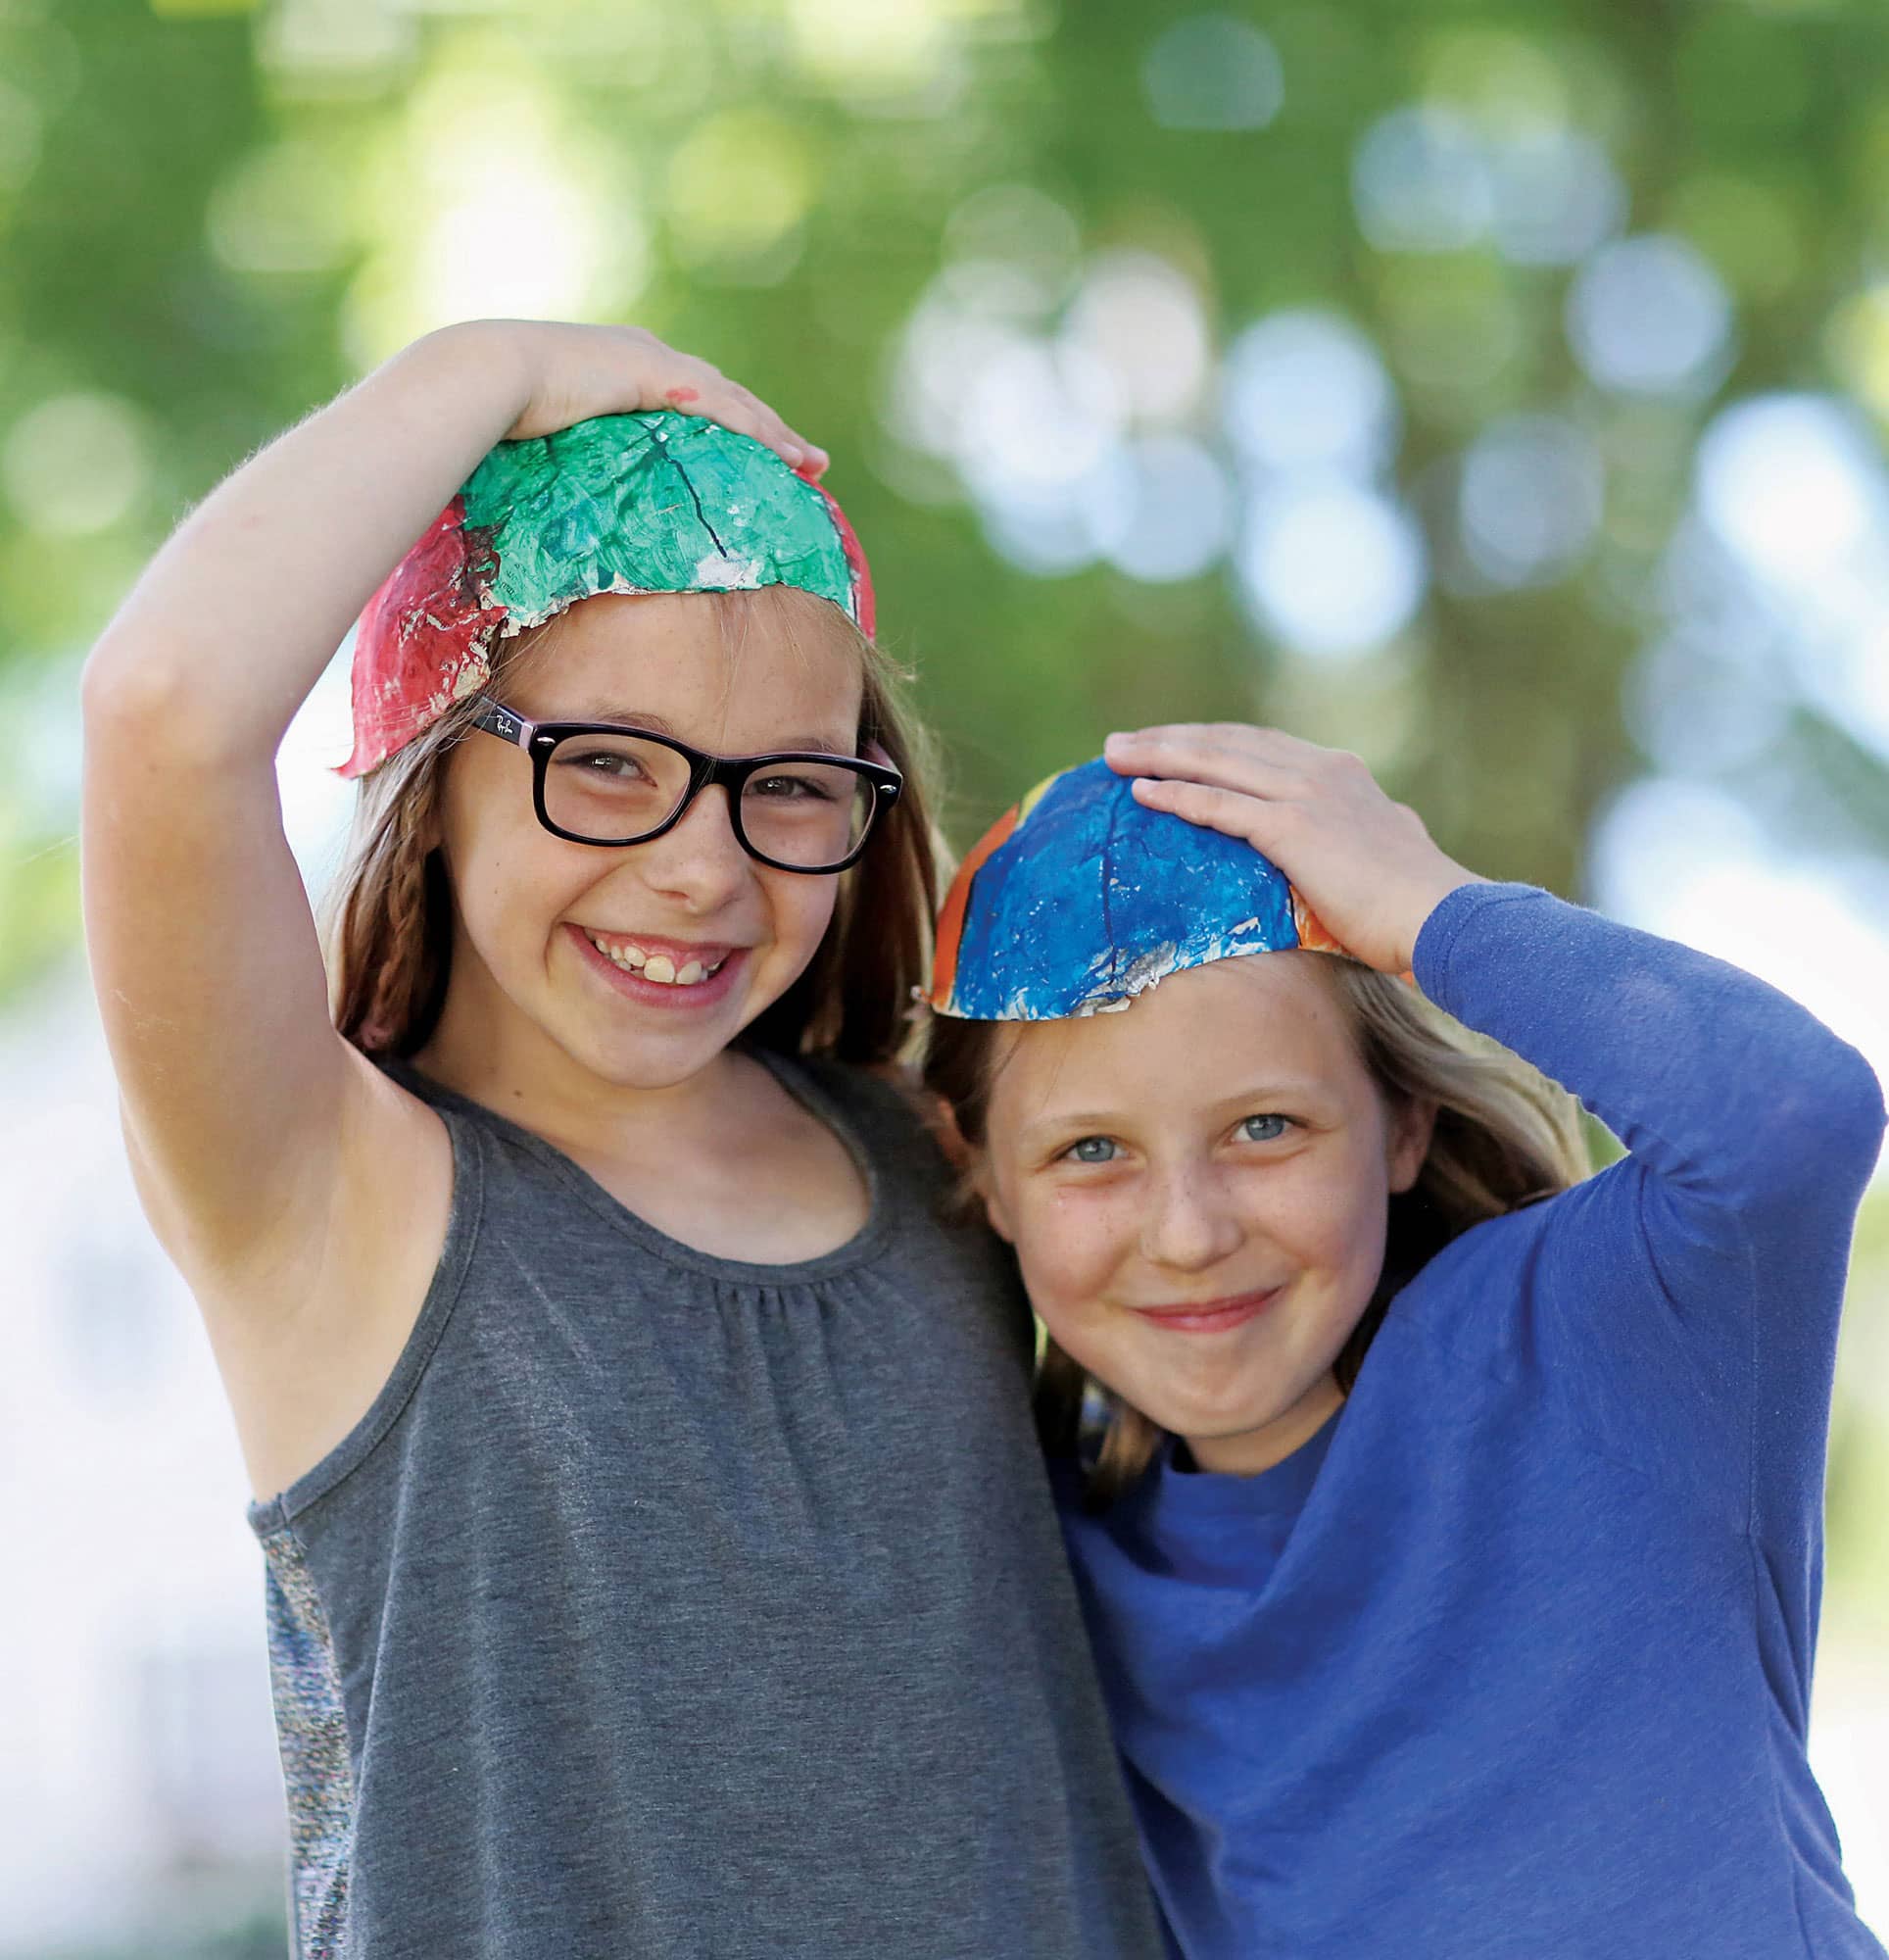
[456,827,597,963]
[1278,1155,1391,1297]
[774,878,839,953]
[1015,1192,1134,1330]
[1180,1161,1339,1308]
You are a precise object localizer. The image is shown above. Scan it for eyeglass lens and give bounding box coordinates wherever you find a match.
[545,732,875,868]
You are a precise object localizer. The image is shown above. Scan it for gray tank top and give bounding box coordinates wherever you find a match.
[246,1048,1160,1960]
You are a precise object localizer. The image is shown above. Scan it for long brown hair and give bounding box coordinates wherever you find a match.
[923,953,1592,1502]
[320,585,943,1067]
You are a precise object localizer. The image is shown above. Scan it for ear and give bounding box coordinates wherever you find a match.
[934,1106,1016,1242]
[1386,1096,1437,1195]
[921,1088,974,1171]
[981,1184,1015,1245]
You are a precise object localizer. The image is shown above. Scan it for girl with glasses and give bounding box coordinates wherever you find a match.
[80,321,1162,1960]
[924,727,1887,1960]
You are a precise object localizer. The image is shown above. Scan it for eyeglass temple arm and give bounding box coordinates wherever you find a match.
[471,699,535,748]
[861,739,903,800]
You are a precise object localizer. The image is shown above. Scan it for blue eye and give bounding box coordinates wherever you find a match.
[1241,1114,1290,1143]
[1066,1136,1118,1164]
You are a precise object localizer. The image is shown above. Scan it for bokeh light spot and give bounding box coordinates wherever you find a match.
[1237,484,1427,659]
[1670,172,1805,303]
[1566,234,1734,398]
[1,395,150,540]
[1695,394,1880,587]
[944,184,1082,299]
[207,139,356,276]
[1223,310,1397,476]
[1142,14,1284,132]
[1828,285,1889,430]
[343,59,644,364]
[665,110,816,277]
[785,0,956,100]
[0,78,42,192]
[1352,106,1491,254]
[1485,128,1623,267]
[1087,437,1232,584]
[1061,251,1210,425]
[1458,415,1604,588]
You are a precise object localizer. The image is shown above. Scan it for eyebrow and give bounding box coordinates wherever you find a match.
[560,708,854,757]
[1016,1078,1330,1141]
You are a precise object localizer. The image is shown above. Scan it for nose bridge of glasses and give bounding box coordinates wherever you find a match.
[662,754,746,846]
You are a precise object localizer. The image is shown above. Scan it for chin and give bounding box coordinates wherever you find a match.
[1162,1398,1288,1445]
[592,1033,737,1092]
[1143,1372,1306,1443]
[546,1004,728,1086]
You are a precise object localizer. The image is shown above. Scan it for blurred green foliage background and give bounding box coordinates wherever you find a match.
[4,0,1888,1950]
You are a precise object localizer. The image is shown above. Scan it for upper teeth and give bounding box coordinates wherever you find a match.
[585,932,722,986]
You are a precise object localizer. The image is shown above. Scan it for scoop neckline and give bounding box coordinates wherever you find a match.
[1151,1403,1340,1518]
[380,1045,896,1287]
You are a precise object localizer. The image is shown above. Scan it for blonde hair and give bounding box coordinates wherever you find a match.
[321,585,944,1067]
[923,953,1592,1503]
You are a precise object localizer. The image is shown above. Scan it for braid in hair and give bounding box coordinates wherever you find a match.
[323,715,461,1057]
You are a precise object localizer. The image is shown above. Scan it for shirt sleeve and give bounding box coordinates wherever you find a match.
[1411,881,1885,1538]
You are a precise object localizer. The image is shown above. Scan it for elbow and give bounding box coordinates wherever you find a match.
[1765,1027,1887,1193]
[81,635,260,769]
[1827,1038,1888,1174]
[81,635,195,734]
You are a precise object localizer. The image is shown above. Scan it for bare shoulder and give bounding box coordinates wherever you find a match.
[173,1049,456,1501]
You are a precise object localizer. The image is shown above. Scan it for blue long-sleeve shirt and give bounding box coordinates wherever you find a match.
[1054,882,1888,1960]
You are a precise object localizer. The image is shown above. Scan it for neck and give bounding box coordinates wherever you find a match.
[1185,1371,1344,1477]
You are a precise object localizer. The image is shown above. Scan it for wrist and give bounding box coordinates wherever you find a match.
[1397,868,1486,973]
[391,320,535,430]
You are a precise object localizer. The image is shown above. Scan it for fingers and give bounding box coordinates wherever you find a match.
[1106,722,1336,773]
[705,378,824,472]
[1127,775,1290,851]
[1105,723,1376,800]
[642,347,826,473]
[522,324,829,472]
[1103,726,1310,803]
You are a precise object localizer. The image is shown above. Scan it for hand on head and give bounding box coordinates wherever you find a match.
[493,319,829,474]
[1103,724,1482,978]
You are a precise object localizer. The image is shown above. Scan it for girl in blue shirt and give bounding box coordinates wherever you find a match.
[924,721,1887,1960]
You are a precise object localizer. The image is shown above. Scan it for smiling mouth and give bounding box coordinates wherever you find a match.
[1129,1288,1283,1334]
[578,927,734,989]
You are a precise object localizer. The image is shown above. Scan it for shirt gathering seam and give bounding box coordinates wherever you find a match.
[466,1054,900,1288]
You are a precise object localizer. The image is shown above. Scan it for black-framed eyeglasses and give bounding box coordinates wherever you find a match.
[469,699,903,875]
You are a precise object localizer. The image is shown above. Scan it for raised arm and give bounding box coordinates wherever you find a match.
[1415,880,1881,1535]
[1107,723,1884,1528]
[85,327,515,1267]
[1411,881,1884,1236]
[81,320,819,1491]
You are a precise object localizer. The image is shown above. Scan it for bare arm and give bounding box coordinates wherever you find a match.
[83,328,525,1255]
[81,320,817,1489]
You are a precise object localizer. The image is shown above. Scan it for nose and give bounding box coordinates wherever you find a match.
[1138,1166,1244,1275]
[628,781,752,911]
